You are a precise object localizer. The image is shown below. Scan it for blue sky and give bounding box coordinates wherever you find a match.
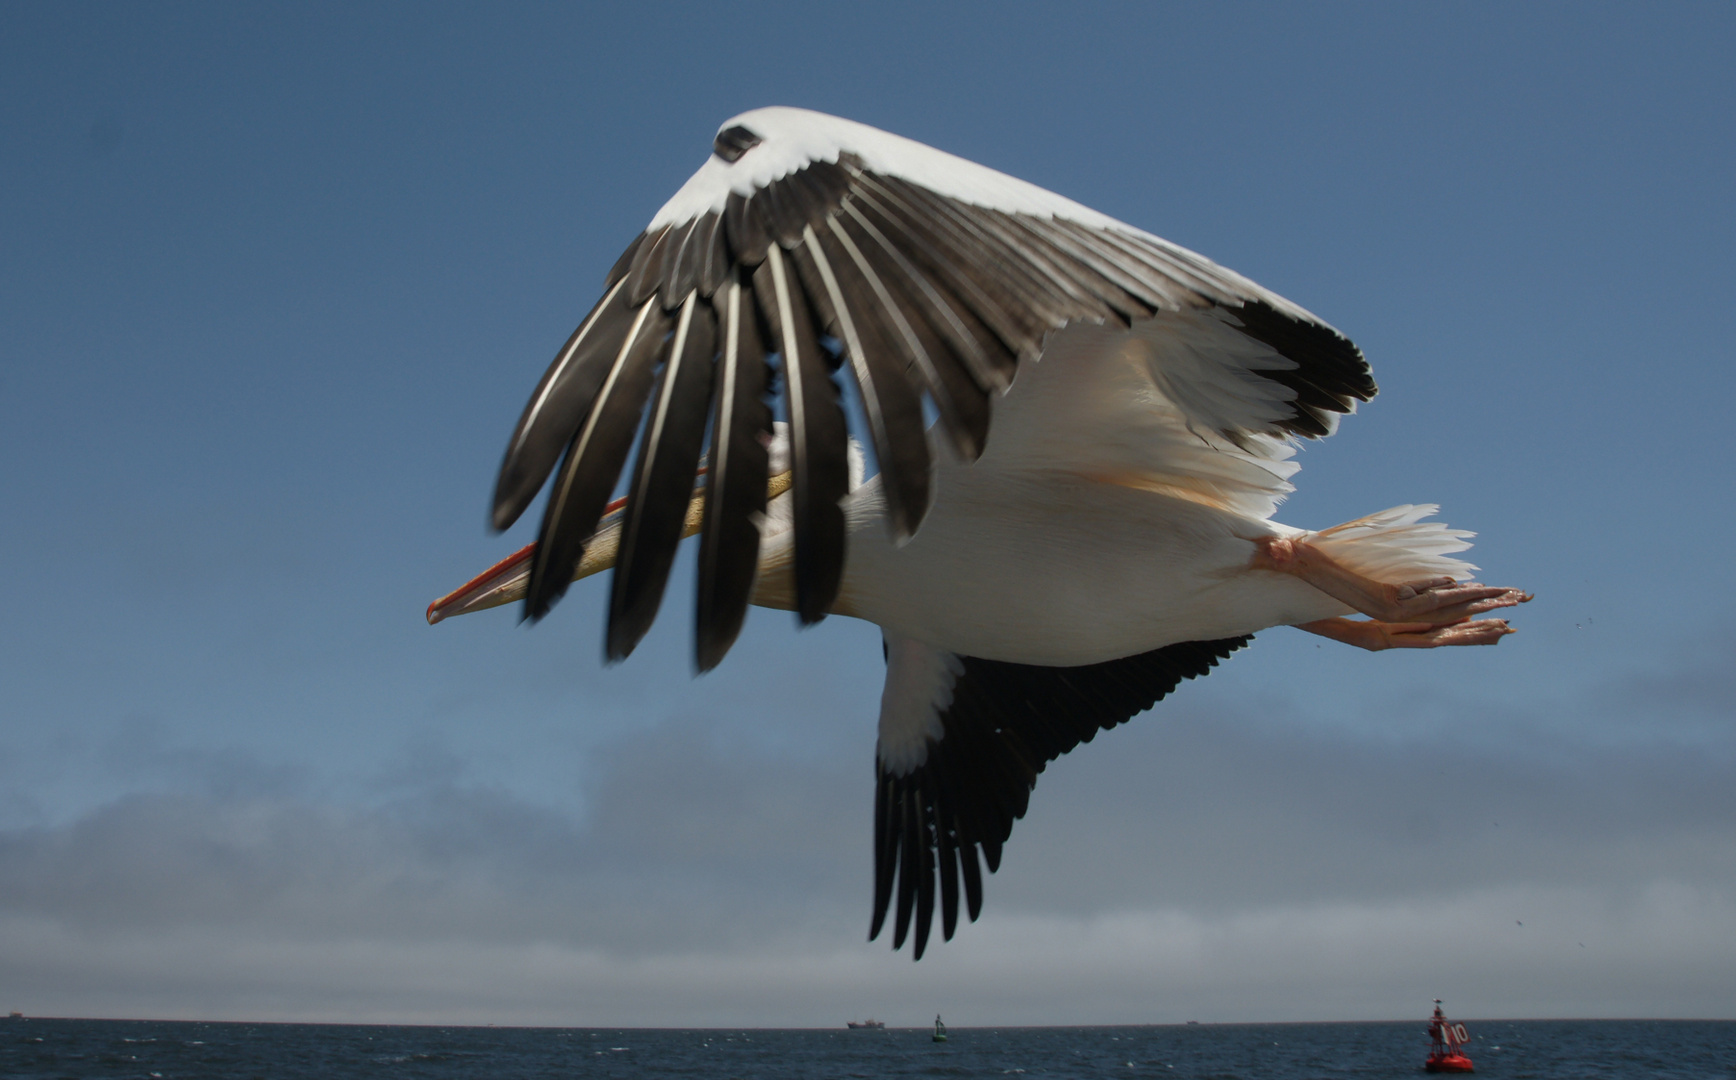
[3,2,1734,1024]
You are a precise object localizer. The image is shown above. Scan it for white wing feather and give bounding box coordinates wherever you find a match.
[982,312,1311,522]
[877,633,961,776]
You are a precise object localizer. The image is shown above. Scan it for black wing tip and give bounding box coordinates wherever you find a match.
[521,587,561,625]
[796,606,831,628]
[491,452,547,534]
[1229,299,1377,417]
[871,760,981,962]
[605,231,650,289]
[602,622,639,664]
[694,601,749,672]
[693,642,726,675]
[870,638,1257,960]
[490,489,525,534]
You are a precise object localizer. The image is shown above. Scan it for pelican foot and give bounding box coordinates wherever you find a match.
[1252,537,1530,626]
[1297,616,1516,651]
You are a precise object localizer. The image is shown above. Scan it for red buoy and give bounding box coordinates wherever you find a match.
[1424,1000,1474,1073]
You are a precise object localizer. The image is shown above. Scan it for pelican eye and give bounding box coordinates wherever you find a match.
[713,125,762,163]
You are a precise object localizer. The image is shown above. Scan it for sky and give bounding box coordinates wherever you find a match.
[3,1,1734,1026]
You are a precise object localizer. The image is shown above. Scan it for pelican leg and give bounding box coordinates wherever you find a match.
[1252,536,1530,627]
[1296,616,1515,650]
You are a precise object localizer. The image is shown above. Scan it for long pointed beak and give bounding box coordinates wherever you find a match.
[426,540,540,624]
[426,491,646,625]
[427,470,792,625]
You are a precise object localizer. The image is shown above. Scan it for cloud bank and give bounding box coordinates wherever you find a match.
[4,651,1733,1025]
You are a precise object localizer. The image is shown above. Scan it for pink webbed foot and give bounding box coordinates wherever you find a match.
[1297,616,1517,651]
[1252,536,1531,628]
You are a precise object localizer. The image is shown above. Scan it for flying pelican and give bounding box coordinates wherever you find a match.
[428,107,1529,959]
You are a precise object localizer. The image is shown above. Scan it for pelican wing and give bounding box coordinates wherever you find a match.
[492,107,1372,667]
[872,632,1250,958]
[979,310,1352,522]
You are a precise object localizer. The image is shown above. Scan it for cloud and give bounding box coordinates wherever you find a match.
[999,696,1736,913]
[0,714,867,952]
[3,647,1734,1024]
[5,887,1733,1026]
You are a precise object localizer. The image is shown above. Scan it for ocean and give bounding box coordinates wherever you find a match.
[2,1017,1730,1079]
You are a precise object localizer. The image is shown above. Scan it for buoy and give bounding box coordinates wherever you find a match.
[1424,1000,1474,1073]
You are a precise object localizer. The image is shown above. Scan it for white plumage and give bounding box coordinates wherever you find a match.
[431,107,1528,959]
[651,107,1132,233]
[827,348,1476,664]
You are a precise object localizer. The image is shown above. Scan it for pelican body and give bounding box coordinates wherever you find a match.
[431,108,1528,959]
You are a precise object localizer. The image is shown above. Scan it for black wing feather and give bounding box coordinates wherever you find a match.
[936,784,961,941]
[523,300,671,621]
[839,198,1015,397]
[795,225,932,540]
[869,769,898,941]
[825,213,991,460]
[752,169,810,249]
[657,211,729,305]
[1221,299,1375,435]
[872,635,1252,959]
[914,768,937,959]
[606,292,718,660]
[885,179,1087,331]
[623,225,671,306]
[723,189,771,266]
[605,231,648,289]
[893,783,920,951]
[753,246,848,625]
[694,212,731,297]
[1086,224,1238,307]
[491,280,636,532]
[981,211,1148,326]
[959,836,983,922]
[657,217,702,305]
[694,278,773,672]
[850,176,1043,370]
[1021,216,1191,313]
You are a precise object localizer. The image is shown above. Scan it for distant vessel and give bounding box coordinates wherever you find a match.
[846,1019,885,1029]
[932,1014,948,1043]
[1425,1000,1474,1073]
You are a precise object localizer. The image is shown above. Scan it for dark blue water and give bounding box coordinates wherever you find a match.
[2,1018,1731,1079]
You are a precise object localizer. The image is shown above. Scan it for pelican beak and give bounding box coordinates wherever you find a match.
[426,541,540,624]
[426,494,635,625]
[425,469,793,626]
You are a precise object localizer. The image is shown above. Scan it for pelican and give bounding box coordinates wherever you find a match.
[428,108,1529,959]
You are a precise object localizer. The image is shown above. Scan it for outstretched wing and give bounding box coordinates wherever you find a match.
[492,106,1372,669]
[872,632,1252,959]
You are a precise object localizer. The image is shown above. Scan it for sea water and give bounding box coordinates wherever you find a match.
[2,1017,1731,1079]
